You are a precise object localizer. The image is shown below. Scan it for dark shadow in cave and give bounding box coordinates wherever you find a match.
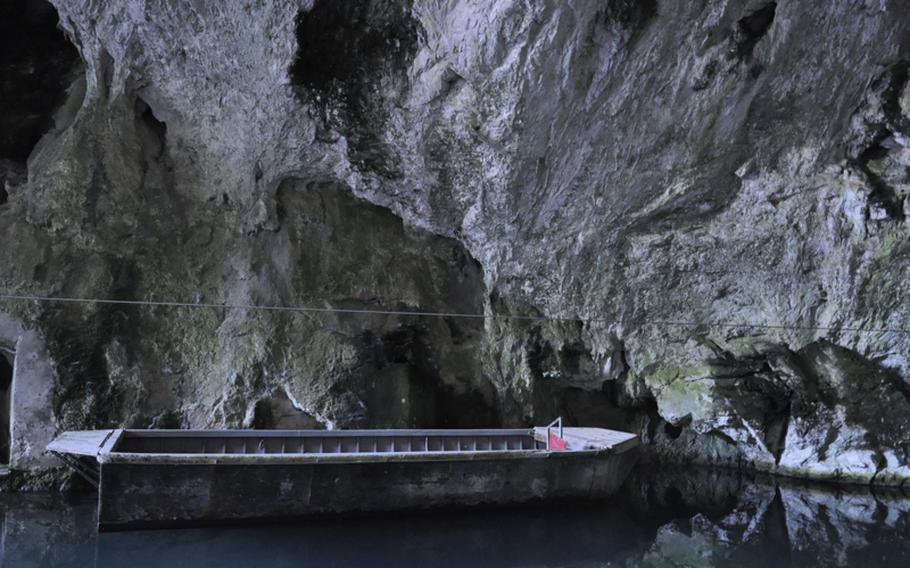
[0,352,13,466]
[289,0,418,100]
[134,99,168,161]
[358,325,498,429]
[600,0,658,32]
[0,0,82,164]
[733,2,777,59]
[289,0,420,177]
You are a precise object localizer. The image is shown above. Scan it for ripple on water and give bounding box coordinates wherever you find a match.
[1,466,909,567]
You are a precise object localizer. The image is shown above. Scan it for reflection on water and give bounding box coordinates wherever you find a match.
[1,467,909,567]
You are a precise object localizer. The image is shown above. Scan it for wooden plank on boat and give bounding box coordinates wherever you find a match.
[533,427,639,453]
[47,430,115,457]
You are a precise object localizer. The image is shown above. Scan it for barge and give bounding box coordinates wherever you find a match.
[48,423,639,530]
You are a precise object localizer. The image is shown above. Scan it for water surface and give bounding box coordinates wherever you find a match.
[1,467,908,567]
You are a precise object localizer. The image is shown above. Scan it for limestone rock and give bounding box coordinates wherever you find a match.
[1,0,909,484]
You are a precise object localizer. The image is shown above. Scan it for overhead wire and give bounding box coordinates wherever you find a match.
[0,293,906,335]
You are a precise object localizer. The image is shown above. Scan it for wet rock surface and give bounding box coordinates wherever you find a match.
[0,0,910,483]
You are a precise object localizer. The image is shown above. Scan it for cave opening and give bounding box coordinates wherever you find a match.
[0,0,82,166]
[0,351,13,467]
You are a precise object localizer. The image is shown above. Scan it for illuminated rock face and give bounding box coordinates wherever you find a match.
[1,0,910,483]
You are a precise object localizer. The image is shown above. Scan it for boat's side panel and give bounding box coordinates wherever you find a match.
[97,451,639,530]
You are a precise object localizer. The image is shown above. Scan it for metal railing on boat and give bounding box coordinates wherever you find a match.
[111,429,544,456]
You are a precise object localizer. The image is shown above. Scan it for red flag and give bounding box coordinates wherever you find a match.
[548,431,567,451]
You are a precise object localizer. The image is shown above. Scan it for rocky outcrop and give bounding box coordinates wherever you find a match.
[1,0,910,484]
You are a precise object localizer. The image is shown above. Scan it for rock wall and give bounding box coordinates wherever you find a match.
[1,0,910,484]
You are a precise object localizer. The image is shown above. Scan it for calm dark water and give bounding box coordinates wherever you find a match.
[1,467,909,567]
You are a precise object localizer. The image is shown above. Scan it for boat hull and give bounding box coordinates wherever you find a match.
[98,451,638,530]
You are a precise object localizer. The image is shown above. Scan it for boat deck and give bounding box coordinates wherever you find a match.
[47,430,116,456]
[532,427,639,453]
